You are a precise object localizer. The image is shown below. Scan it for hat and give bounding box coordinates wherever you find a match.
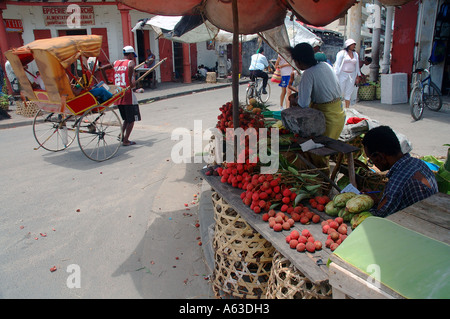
[123,46,137,57]
[344,39,356,48]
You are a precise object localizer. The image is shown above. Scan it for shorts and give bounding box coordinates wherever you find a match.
[279,75,291,88]
[118,104,141,123]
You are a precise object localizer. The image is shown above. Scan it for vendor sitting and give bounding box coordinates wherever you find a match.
[362,125,438,217]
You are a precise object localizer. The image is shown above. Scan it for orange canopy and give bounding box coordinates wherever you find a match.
[5,35,103,103]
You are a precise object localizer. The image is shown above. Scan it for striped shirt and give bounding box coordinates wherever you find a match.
[371,153,438,217]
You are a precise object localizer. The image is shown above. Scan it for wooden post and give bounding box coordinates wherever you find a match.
[232,0,240,161]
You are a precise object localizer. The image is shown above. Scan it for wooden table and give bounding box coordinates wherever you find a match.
[292,135,361,191]
[328,192,450,299]
[201,170,347,286]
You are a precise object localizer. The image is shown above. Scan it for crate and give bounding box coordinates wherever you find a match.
[211,191,275,299]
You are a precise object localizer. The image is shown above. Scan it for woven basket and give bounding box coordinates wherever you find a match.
[211,191,275,299]
[358,85,375,101]
[266,250,332,299]
[16,101,39,118]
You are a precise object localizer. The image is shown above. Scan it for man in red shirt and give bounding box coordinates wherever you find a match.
[113,46,141,146]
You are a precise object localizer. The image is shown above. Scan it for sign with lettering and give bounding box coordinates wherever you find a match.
[43,6,95,26]
[4,19,23,32]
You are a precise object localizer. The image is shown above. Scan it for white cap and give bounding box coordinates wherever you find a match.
[344,39,356,48]
[123,45,137,57]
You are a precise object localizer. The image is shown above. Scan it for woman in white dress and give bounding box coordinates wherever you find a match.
[334,39,361,108]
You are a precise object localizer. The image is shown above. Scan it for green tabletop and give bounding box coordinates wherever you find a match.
[328,217,450,299]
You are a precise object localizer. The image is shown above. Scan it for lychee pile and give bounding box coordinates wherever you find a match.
[309,195,331,212]
[216,101,265,134]
[321,217,348,251]
[285,229,322,253]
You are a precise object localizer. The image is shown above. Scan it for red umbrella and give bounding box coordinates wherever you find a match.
[118,0,414,128]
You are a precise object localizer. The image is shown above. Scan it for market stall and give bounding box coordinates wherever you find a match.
[117,0,445,300]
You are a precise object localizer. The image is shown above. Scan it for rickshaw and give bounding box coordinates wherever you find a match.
[5,35,163,161]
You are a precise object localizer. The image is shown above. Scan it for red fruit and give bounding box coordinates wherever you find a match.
[298,236,307,244]
[289,239,299,249]
[314,240,322,250]
[338,224,347,235]
[287,218,295,226]
[273,223,283,232]
[330,231,340,241]
[325,239,333,248]
[296,243,306,252]
[311,201,318,208]
[281,204,289,212]
[301,229,310,238]
[269,219,276,228]
[316,196,327,205]
[312,214,320,223]
[306,242,316,253]
[258,200,266,208]
[259,192,268,200]
[293,206,303,214]
[316,204,324,212]
[275,216,284,224]
[334,217,344,225]
[307,236,315,243]
[268,209,276,217]
[282,188,292,197]
[329,221,339,230]
[282,222,291,230]
[300,217,309,224]
[287,207,294,215]
[273,186,280,193]
[262,213,270,222]
[292,213,301,222]
[330,243,339,251]
[290,230,300,240]
[322,224,330,234]
[253,206,261,214]
[285,235,292,243]
[282,196,291,204]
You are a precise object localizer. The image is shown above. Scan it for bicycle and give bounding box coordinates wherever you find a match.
[409,63,443,121]
[246,76,271,104]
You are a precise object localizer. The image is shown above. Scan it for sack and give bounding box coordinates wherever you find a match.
[271,68,281,83]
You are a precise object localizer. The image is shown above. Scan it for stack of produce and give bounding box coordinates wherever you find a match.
[324,192,373,229]
[216,101,265,134]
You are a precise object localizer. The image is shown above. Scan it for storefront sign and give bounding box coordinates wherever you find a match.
[43,6,95,26]
[4,19,23,32]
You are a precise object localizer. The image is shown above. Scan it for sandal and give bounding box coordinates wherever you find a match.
[123,141,136,146]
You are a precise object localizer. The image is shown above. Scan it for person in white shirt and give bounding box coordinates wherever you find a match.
[34,71,45,90]
[275,54,293,109]
[334,38,361,108]
[288,42,345,141]
[249,47,269,94]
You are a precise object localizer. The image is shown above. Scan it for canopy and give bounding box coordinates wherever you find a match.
[5,35,103,102]
[120,0,359,34]
[132,15,259,44]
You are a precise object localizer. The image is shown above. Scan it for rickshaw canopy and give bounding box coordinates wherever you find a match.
[5,35,103,103]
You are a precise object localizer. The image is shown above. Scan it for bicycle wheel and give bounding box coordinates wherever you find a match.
[423,81,442,112]
[246,85,255,105]
[410,87,424,121]
[256,81,271,103]
[77,108,122,161]
[33,109,77,152]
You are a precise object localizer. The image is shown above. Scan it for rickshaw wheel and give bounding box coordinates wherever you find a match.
[77,108,122,162]
[33,109,77,152]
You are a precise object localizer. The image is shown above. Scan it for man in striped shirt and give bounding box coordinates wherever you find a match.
[362,126,438,217]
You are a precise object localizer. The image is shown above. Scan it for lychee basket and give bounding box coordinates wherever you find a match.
[211,191,275,299]
[266,250,332,299]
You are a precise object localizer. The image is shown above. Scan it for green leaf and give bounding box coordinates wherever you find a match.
[300,173,319,179]
[294,193,311,206]
[287,166,299,175]
[305,184,322,192]
[269,202,280,210]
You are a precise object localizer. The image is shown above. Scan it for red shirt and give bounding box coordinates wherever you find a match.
[113,59,136,105]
